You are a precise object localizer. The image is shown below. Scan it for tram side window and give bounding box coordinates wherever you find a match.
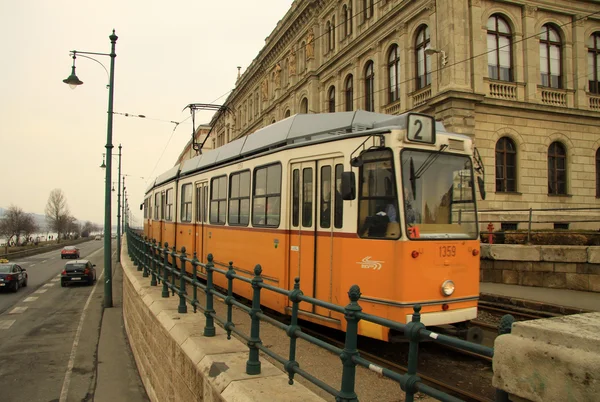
[154,193,161,220]
[143,199,148,219]
[253,164,281,227]
[195,185,202,223]
[302,168,313,227]
[334,164,344,228]
[229,171,250,226]
[204,187,209,223]
[210,176,227,224]
[358,149,400,239]
[292,169,300,227]
[320,166,331,228]
[165,189,173,221]
[181,183,192,222]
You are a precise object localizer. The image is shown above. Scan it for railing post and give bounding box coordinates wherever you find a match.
[496,315,515,402]
[224,261,235,340]
[132,233,139,266]
[246,264,263,375]
[338,285,361,402]
[178,247,187,314]
[191,252,199,313]
[162,243,170,298]
[404,305,425,402]
[170,247,178,296]
[150,242,159,286]
[140,237,148,272]
[204,254,216,337]
[285,277,302,385]
[527,207,533,244]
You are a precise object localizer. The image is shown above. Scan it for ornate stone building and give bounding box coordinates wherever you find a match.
[183,0,600,229]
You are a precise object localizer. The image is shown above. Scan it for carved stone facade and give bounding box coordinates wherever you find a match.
[182,0,600,229]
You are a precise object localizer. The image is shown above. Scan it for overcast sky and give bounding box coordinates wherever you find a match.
[0,0,293,228]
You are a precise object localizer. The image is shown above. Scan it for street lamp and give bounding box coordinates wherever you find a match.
[101,144,122,263]
[64,30,118,308]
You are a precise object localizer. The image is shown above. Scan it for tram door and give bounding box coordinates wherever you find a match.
[289,158,340,316]
[194,181,209,265]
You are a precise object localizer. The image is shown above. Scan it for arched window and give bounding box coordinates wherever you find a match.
[588,32,600,94]
[345,74,354,111]
[388,45,400,103]
[348,1,353,35]
[548,141,566,195]
[327,21,332,51]
[300,98,308,114]
[365,61,375,112]
[415,25,431,89]
[285,109,291,118]
[487,14,512,81]
[328,86,336,112]
[343,5,348,37]
[495,137,517,192]
[540,24,562,88]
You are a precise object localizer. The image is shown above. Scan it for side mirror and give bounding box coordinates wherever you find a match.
[477,176,486,200]
[140,203,143,211]
[341,172,356,200]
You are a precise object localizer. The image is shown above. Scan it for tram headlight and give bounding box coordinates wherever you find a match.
[441,280,455,296]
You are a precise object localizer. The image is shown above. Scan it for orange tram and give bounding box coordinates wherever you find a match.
[142,111,486,342]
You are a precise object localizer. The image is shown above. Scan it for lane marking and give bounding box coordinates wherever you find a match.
[0,320,16,330]
[24,297,38,302]
[41,260,47,263]
[30,264,36,267]
[59,269,104,402]
[34,289,48,294]
[8,307,27,314]
[43,283,55,288]
[51,278,60,282]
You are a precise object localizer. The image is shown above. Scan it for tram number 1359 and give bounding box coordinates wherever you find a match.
[439,246,457,257]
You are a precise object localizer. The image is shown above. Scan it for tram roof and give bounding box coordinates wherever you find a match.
[157,111,451,188]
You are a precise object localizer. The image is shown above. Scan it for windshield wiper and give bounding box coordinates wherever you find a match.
[413,144,448,179]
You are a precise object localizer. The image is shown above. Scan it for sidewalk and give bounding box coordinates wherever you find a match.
[94,254,149,402]
[480,282,600,312]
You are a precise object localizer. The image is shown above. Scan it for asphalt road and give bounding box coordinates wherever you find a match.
[0,240,110,402]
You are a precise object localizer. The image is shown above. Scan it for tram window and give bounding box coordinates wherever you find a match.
[210,176,227,224]
[357,149,400,239]
[229,171,250,226]
[302,168,313,227]
[154,193,161,220]
[180,184,192,222]
[292,169,300,227]
[253,163,281,227]
[334,164,344,228]
[165,189,173,221]
[203,186,208,223]
[320,166,331,228]
[195,185,201,222]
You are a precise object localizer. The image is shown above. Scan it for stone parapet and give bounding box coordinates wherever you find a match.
[121,242,324,402]
[481,245,600,293]
[493,313,600,401]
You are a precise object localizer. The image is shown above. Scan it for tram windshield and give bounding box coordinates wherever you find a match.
[401,149,477,240]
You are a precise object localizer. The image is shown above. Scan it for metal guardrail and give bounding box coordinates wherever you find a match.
[126,228,511,402]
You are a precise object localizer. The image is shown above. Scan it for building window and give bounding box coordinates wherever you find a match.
[540,24,562,88]
[210,176,227,224]
[345,74,354,111]
[500,222,518,231]
[596,148,600,197]
[300,97,308,114]
[495,137,517,192]
[285,109,291,118]
[328,86,336,112]
[229,171,250,226]
[548,141,566,195]
[363,0,373,21]
[348,1,353,35]
[327,21,333,51]
[387,45,400,103]
[487,14,512,81]
[181,183,192,222]
[588,32,600,93]
[554,223,569,230]
[332,16,336,49]
[365,61,375,112]
[415,25,431,89]
[343,5,348,37]
[253,164,281,227]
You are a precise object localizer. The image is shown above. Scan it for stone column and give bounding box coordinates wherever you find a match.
[573,15,588,109]
[522,5,539,102]
[469,0,486,95]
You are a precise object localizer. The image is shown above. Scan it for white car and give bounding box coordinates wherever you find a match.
[94,235,101,240]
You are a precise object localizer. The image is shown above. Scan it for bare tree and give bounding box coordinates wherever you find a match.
[0,205,39,247]
[45,189,70,242]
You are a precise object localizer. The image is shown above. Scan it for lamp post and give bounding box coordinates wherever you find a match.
[64,30,118,308]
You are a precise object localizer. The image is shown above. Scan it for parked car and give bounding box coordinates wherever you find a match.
[61,260,96,287]
[0,263,28,292]
[61,246,80,259]
[94,235,101,240]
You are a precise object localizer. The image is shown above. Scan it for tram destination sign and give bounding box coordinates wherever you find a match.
[407,113,435,144]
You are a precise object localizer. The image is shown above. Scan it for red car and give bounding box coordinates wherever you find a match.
[61,246,80,259]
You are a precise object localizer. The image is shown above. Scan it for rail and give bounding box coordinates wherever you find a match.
[126,228,511,402]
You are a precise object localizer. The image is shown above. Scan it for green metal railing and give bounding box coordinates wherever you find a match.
[126,228,511,402]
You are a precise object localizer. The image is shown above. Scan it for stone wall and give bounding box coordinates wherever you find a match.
[121,241,323,402]
[480,244,600,293]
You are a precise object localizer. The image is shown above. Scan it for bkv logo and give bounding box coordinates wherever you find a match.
[356,256,384,270]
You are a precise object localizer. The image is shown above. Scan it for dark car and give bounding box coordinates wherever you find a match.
[0,263,28,292]
[61,246,80,259]
[61,260,96,287]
